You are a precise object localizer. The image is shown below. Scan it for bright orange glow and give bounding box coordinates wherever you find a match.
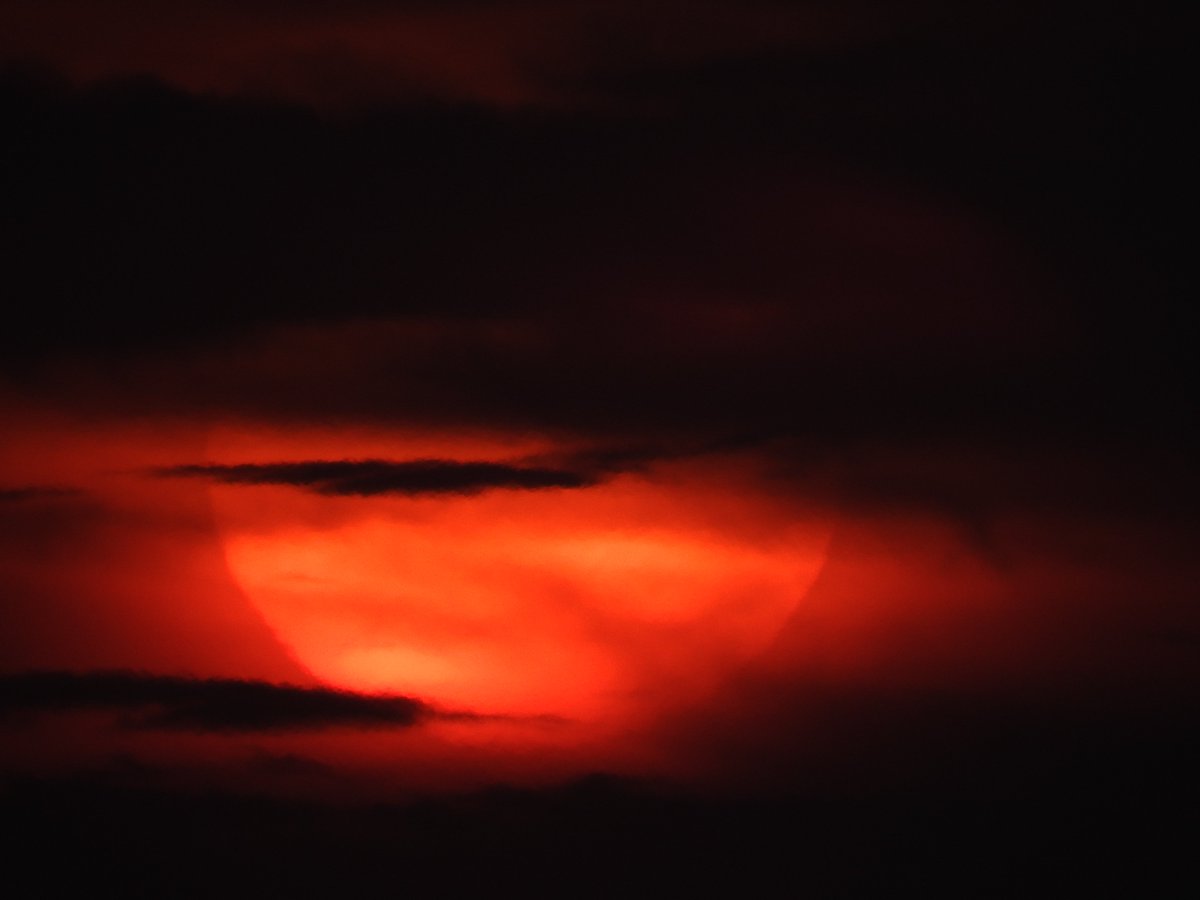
[209,425,830,721]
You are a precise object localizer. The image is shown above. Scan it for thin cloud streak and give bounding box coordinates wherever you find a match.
[157,459,599,496]
[0,486,82,503]
[0,671,432,732]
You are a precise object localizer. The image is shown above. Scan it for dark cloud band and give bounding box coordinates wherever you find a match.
[157,459,597,496]
[0,671,429,732]
[0,486,81,503]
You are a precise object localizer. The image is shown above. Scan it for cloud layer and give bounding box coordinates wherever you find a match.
[0,486,80,503]
[0,671,429,732]
[159,459,597,496]
[0,2,1194,851]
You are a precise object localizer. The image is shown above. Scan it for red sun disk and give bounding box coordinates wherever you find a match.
[208,426,829,722]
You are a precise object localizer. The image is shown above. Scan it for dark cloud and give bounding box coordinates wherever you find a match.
[0,486,81,503]
[771,440,1200,556]
[0,1,988,111]
[6,749,1195,897]
[1,32,1190,461]
[0,671,430,732]
[246,750,336,779]
[157,459,597,496]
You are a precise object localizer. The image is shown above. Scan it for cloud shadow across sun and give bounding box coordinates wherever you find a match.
[157,459,599,497]
[0,670,431,732]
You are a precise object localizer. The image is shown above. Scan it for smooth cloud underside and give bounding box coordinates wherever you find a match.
[0,671,430,732]
[159,459,598,496]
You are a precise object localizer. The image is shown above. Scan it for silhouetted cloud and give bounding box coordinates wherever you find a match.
[0,486,81,503]
[157,459,597,496]
[246,750,337,778]
[0,671,430,732]
[6,747,1195,897]
[2,36,1190,467]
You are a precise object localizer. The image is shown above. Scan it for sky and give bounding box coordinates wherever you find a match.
[1,1,1196,895]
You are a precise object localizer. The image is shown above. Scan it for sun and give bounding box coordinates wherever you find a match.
[207,425,829,722]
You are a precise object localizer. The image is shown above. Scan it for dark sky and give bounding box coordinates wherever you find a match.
[1,1,1196,894]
